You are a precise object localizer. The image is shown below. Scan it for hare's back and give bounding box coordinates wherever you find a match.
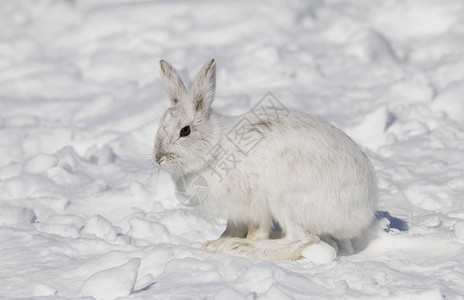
[246,111,374,186]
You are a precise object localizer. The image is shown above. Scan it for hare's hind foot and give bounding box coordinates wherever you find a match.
[216,235,321,261]
[202,238,226,253]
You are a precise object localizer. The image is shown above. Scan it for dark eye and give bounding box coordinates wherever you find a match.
[180,125,191,137]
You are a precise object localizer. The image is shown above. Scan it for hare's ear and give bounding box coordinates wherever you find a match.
[191,59,216,115]
[160,60,187,105]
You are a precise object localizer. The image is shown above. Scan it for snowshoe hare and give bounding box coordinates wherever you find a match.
[153,59,377,260]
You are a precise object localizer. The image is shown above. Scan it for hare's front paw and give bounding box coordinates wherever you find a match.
[202,238,227,253]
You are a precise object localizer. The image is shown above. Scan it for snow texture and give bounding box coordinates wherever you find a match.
[80,258,141,299]
[301,242,337,264]
[0,0,463,299]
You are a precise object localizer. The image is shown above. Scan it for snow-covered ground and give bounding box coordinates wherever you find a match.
[1,0,464,299]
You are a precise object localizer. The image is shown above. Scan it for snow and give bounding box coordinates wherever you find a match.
[1,0,464,299]
[25,153,58,174]
[0,204,36,226]
[80,258,141,299]
[32,283,57,297]
[301,242,337,264]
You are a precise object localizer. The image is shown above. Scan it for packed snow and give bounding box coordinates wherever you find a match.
[1,0,464,299]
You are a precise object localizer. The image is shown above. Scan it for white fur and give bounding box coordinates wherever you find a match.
[153,59,377,260]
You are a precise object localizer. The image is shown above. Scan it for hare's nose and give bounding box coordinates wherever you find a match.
[154,149,167,164]
[155,152,163,164]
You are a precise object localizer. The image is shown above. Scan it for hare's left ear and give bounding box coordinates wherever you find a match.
[191,59,216,115]
[160,60,187,105]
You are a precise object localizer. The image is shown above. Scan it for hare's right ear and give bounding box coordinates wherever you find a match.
[160,60,187,105]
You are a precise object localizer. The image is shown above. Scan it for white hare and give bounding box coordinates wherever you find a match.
[153,59,377,260]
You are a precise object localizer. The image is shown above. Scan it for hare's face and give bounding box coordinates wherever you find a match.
[153,102,213,175]
[153,59,216,175]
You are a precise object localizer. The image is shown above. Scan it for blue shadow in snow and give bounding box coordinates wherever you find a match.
[375,210,409,232]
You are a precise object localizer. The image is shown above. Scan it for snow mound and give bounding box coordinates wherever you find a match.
[301,242,336,264]
[82,215,118,242]
[24,153,58,174]
[35,222,81,238]
[80,258,141,300]
[431,81,464,123]
[454,221,464,242]
[346,106,388,150]
[32,283,56,297]
[0,162,21,180]
[0,205,36,226]
[89,145,116,165]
